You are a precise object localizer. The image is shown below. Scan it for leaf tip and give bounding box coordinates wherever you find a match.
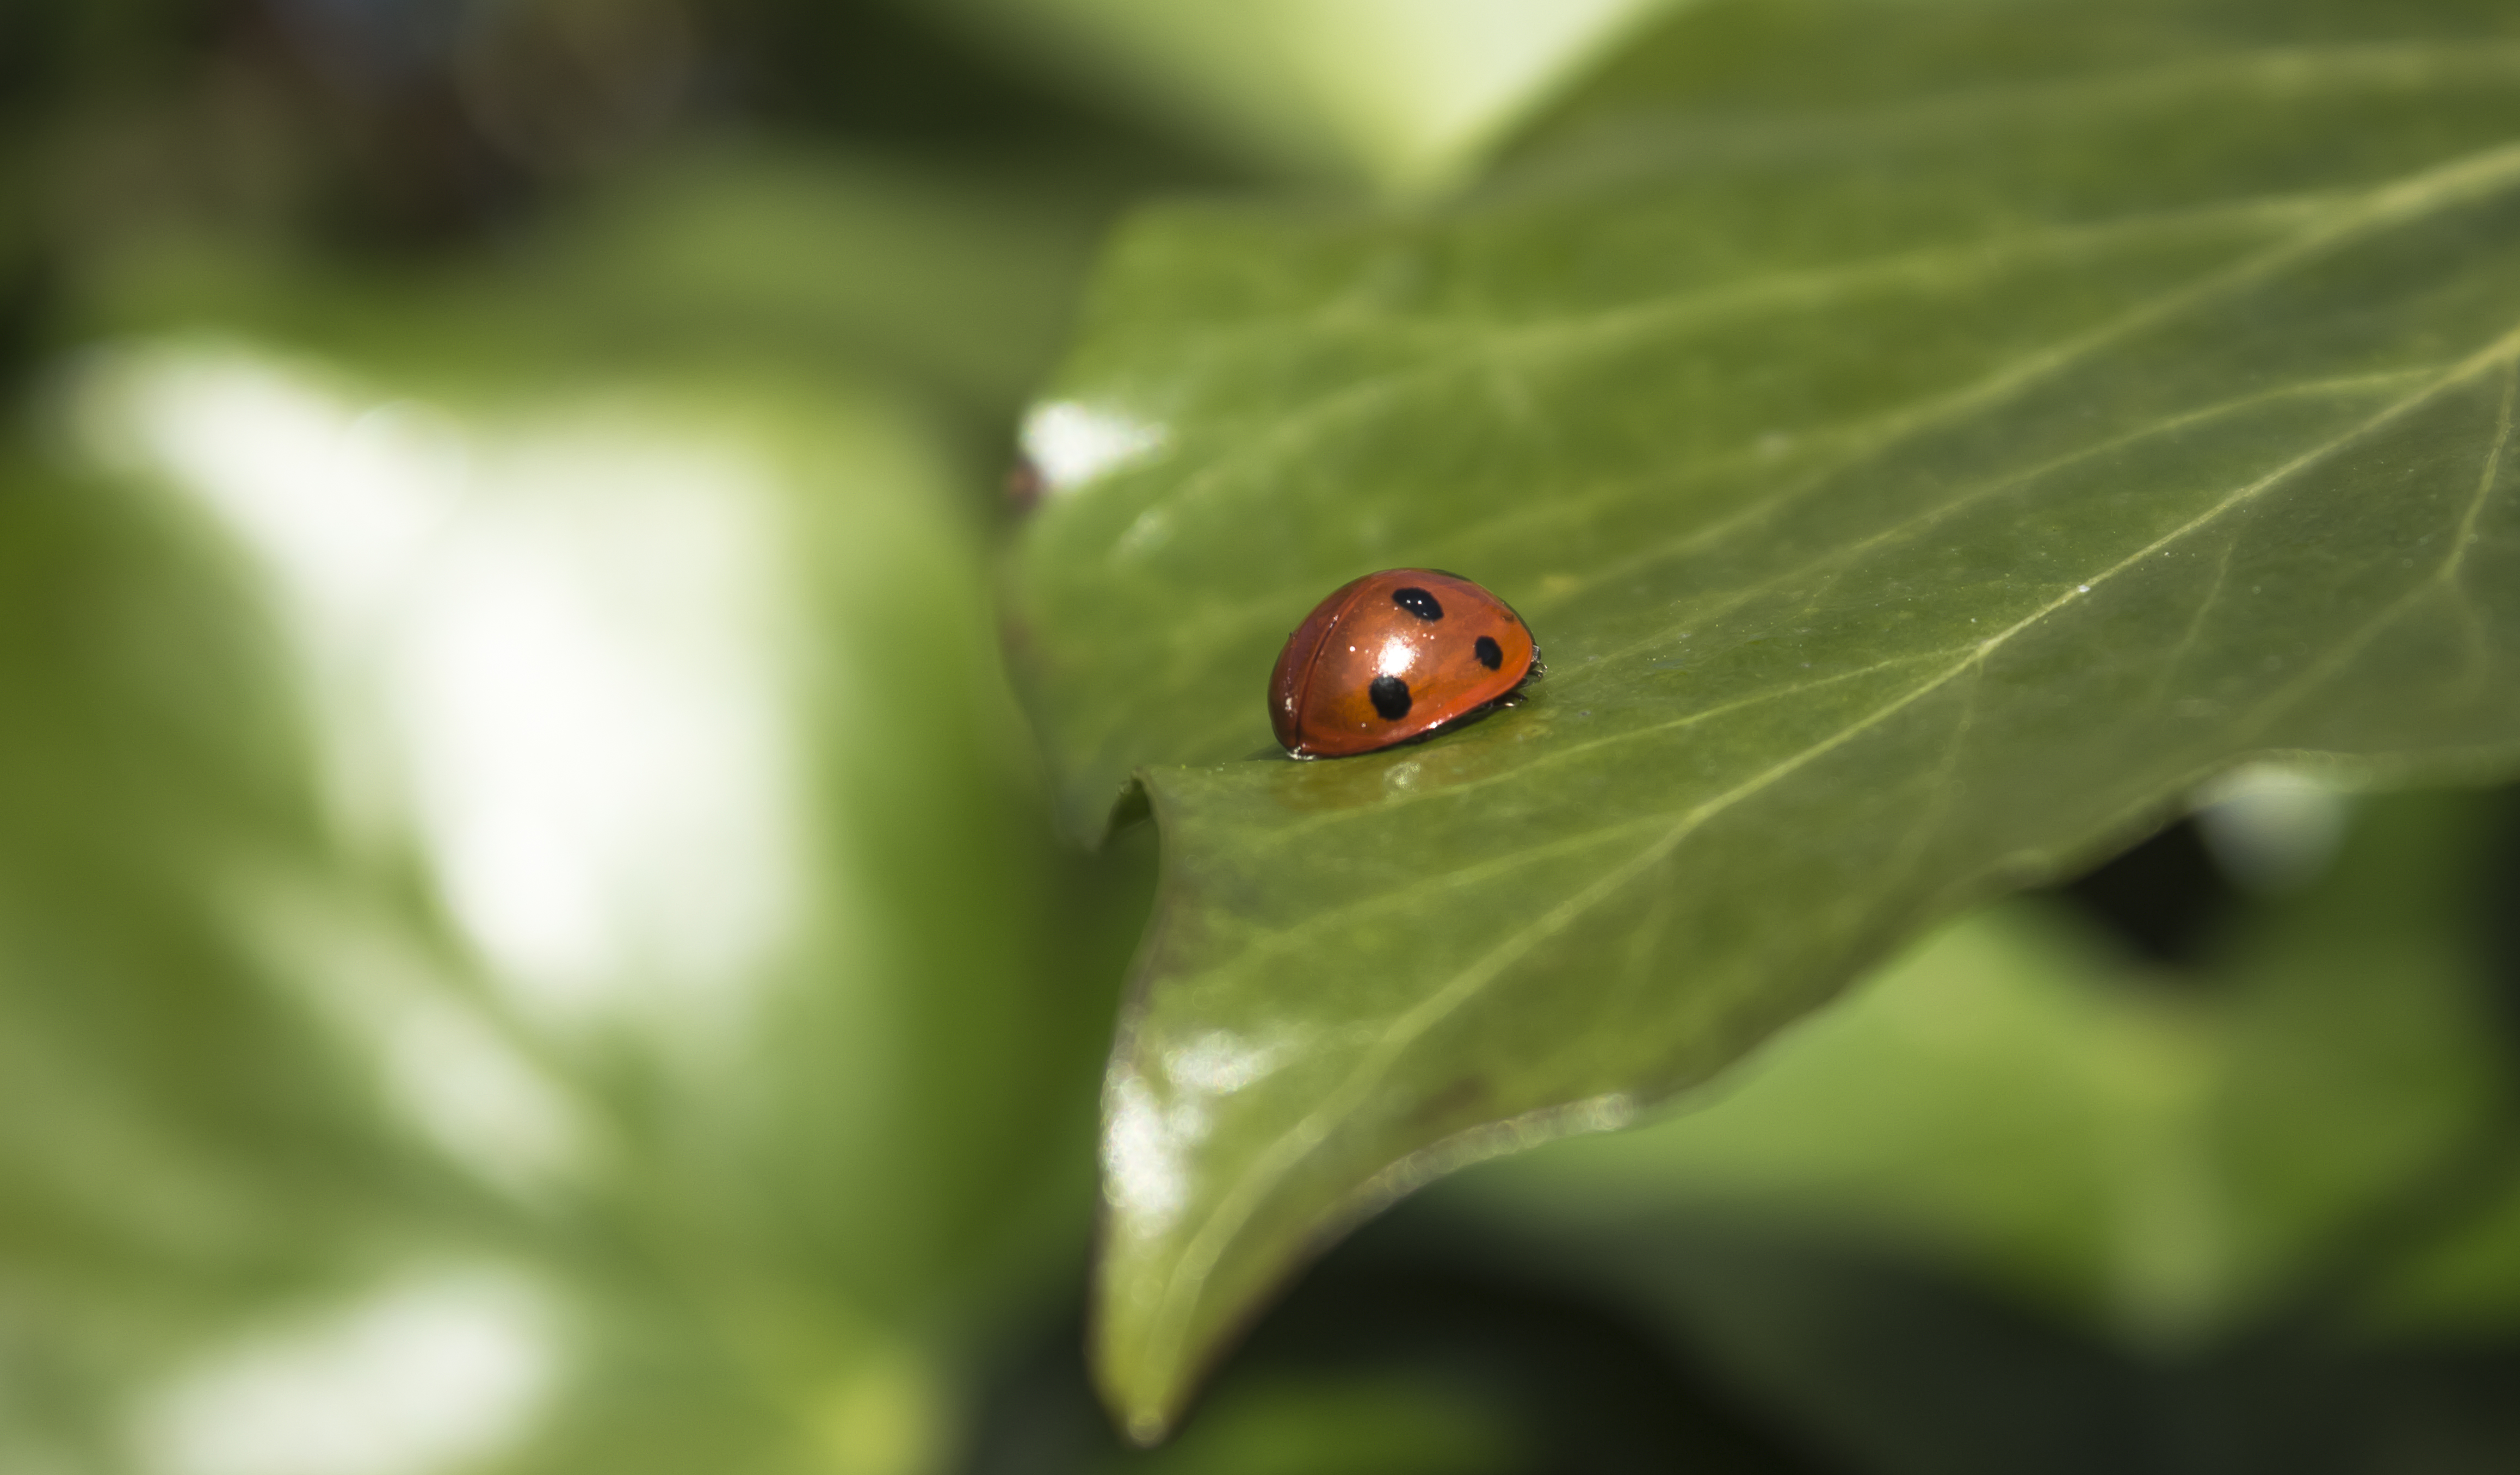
[1122,1408,1171,1448]
[1092,1329,1191,1449]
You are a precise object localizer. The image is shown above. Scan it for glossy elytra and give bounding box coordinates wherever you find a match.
[1269,568,1540,758]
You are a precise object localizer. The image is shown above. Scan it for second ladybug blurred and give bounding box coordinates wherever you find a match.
[1270,568,1539,758]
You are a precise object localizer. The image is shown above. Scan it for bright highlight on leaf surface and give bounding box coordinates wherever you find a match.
[937,0,1679,190]
[1000,0,2520,1439]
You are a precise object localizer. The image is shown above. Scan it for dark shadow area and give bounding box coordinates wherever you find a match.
[962,1197,2520,1475]
[705,0,1157,156]
[2058,816,2248,970]
[2472,788,2520,1053]
[0,0,1225,267]
[963,1206,1840,1475]
[1576,1214,2520,1475]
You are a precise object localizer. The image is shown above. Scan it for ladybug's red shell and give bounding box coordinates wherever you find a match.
[1269,569,1538,758]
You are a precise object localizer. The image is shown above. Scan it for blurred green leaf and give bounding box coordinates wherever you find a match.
[1446,789,2513,1340]
[73,137,1148,430]
[999,0,2520,1434]
[2368,1173,2520,1336]
[533,144,1122,415]
[0,436,484,1472]
[0,297,1148,1471]
[1429,786,2520,1472]
[928,0,1678,191]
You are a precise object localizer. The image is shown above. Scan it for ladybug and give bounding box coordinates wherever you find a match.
[1269,568,1540,758]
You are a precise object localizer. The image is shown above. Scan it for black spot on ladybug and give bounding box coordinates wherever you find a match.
[1474,635,1503,670]
[1392,587,1443,621]
[1368,675,1412,720]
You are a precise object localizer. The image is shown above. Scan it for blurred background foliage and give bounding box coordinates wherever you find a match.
[0,3,2516,1474]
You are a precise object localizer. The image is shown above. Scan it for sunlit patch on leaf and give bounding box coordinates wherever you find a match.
[75,342,819,1031]
[1019,400,1171,497]
[134,1268,557,1475]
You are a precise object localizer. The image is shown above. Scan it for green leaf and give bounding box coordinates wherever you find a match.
[1000,0,2520,1435]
